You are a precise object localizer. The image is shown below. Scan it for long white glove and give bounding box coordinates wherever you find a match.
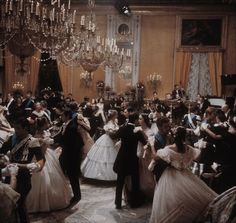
[148,159,156,172]
[200,122,209,131]
[7,164,19,176]
[26,162,41,173]
[194,138,207,149]
[1,167,10,176]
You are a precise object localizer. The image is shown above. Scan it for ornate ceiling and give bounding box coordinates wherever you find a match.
[72,0,236,5]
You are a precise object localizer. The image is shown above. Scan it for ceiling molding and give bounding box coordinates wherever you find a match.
[130,5,236,15]
[71,0,236,5]
[71,3,236,16]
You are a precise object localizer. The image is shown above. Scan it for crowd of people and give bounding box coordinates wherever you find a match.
[0,87,236,223]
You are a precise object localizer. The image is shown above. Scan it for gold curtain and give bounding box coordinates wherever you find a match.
[4,49,16,98]
[208,52,222,96]
[4,49,41,97]
[175,51,192,89]
[57,61,71,96]
[27,50,41,94]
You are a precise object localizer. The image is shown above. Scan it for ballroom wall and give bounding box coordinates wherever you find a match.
[70,4,236,102]
[139,15,176,99]
[3,4,236,102]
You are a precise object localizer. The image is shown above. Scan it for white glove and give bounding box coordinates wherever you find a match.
[26,162,41,173]
[1,167,10,176]
[200,123,209,131]
[194,138,207,149]
[133,126,142,133]
[166,111,171,118]
[148,159,156,172]
[211,162,218,172]
[43,137,54,145]
[193,126,200,136]
[199,140,207,149]
[7,164,19,176]
[142,150,147,159]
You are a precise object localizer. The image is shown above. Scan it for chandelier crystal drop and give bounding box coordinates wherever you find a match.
[59,0,131,74]
[0,0,75,58]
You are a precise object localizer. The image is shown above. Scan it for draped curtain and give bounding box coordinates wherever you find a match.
[4,49,15,99]
[57,61,71,96]
[208,52,222,96]
[27,50,41,94]
[4,49,41,98]
[175,51,222,101]
[175,51,192,89]
[186,53,213,101]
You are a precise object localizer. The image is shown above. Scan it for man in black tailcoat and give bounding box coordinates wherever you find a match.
[112,113,148,209]
[171,84,185,99]
[21,90,35,111]
[152,116,173,182]
[55,107,84,205]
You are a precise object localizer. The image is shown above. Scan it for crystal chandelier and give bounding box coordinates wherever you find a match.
[105,47,131,72]
[59,0,104,70]
[147,72,162,91]
[59,0,131,74]
[0,0,75,60]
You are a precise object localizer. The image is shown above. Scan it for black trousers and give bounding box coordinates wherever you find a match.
[115,171,142,208]
[16,174,31,223]
[60,154,81,200]
[67,170,81,200]
[17,194,30,223]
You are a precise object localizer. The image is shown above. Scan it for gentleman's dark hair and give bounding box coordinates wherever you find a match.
[156,116,170,128]
[63,107,73,119]
[127,106,135,114]
[13,117,31,131]
[128,112,139,123]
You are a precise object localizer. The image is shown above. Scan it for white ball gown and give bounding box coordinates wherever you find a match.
[0,109,14,147]
[149,145,217,223]
[81,120,119,181]
[137,128,156,199]
[27,132,72,213]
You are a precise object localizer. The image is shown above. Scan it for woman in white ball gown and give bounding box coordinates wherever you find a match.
[77,110,94,160]
[27,117,72,213]
[149,126,217,223]
[137,113,155,200]
[81,110,119,181]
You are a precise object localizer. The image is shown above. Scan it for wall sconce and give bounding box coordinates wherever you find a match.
[147,72,162,91]
[80,71,94,88]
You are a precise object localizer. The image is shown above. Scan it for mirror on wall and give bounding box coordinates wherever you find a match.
[106,15,141,95]
[118,23,130,36]
[114,41,133,94]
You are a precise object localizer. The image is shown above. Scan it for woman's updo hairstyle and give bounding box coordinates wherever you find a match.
[107,109,118,121]
[36,117,48,131]
[173,126,186,153]
[140,113,151,128]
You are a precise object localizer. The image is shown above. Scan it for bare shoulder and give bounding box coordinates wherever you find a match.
[166,144,176,151]
[185,144,194,150]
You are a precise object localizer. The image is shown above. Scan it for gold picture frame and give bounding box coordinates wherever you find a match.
[177,16,228,51]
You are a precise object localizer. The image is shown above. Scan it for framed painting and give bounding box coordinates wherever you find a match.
[177,16,227,50]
